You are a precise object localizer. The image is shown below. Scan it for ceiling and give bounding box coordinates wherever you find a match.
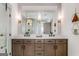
[18,3,61,11]
[18,3,61,6]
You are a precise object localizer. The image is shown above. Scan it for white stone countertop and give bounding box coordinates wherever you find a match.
[11,34,68,39]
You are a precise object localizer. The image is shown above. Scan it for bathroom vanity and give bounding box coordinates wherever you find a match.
[12,10,67,56]
[11,10,67,56]
[12,36,68,56]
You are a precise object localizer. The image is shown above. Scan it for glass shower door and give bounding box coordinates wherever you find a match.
[0,3,11,56]
[0,3,7,56]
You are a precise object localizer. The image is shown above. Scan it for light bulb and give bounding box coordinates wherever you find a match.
[38,13,41,21]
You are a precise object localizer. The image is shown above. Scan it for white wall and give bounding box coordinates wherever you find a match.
[61,3,79,56]
[11,3,19,36]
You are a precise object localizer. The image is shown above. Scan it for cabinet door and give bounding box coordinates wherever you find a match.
[35,43,44,50]
[56,44,67,56]
[12,44,23,56]
[23,44,34,56]
[34,43,44,56]
[35,50,44,56]
[45,43,55,56]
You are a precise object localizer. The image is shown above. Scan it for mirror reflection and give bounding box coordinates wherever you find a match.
[19,11,58,35]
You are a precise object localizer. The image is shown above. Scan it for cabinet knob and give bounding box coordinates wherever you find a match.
[21,45,25,50]
[16,41,20,42]
[54,45,57,49]
[37,46,41,48]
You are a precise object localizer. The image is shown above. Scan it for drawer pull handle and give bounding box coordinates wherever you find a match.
[58,41,63,42]
[16,41,20,42]
[37,47,41,48]
[27,41,31,42]
[37,41,41,42]
[48,41,52,42]
[36,53,42,55]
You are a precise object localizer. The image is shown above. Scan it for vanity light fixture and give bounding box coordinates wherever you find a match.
[58,12,62,20]
[17,14,22,23]
[58,20,61,23]
[18,20,21,23]
[38,12,42,21]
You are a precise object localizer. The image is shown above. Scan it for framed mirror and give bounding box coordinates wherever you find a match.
[18,11,58,35]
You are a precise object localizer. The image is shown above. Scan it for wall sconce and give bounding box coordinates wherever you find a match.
[37,12,42,21]
[58,20,61,23]
[18,20,21,24]
[16,12,22,24]
[58,9,64,23]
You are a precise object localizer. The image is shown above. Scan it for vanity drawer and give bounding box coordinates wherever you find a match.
[35,50,44,56]
[35,39,44,43]
[35,44,44,50]
[45,39,55,43]
[12,39,23,44]
[56,39,67,43]
[24,39,34,44]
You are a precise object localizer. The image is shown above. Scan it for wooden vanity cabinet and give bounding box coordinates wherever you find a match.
[12,39,35,56]
[12,44,23,56]
[55,39,68,56]
[12,39,68,56]
[34,40,44,56]
[44,39,55,56]
[44,43,55,56]
[23,39,34,56]
[12,39,23,56]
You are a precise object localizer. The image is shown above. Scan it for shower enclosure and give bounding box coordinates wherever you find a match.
[0,3,11,56]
